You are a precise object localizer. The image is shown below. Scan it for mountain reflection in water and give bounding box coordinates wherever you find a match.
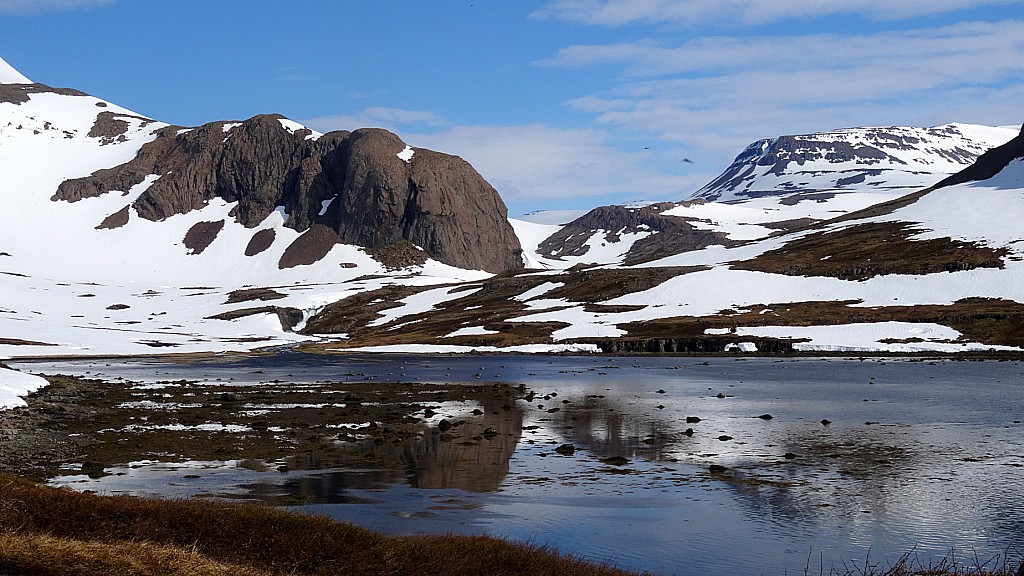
[25,355,1024,576]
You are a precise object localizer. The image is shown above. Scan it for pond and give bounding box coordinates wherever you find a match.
[13,354,1024,575]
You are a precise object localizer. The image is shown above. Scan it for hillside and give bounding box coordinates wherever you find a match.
[3,54,1024,406]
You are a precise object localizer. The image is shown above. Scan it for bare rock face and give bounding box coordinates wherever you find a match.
[54,116,523,273]
[539,203,733,265]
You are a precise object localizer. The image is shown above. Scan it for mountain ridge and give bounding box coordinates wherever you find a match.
[2,54,1024,381]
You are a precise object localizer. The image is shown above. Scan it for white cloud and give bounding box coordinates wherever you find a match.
[303,107,447,132]
[543,20,1024,168]
[0,0,114,13]
[532,0,1024,26]
[303,111,709,210]
[405,124,704,204]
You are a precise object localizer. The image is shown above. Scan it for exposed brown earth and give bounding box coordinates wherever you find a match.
[300,267,704,349]
[225,287,287,304]
[0,83,88,105]
[736,222,1007,280]
[182,220,225,255]
[244,228,276,256]
[95,205,130,229]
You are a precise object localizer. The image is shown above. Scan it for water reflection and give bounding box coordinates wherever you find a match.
[360,392,524,493]
[26,355,1024,576]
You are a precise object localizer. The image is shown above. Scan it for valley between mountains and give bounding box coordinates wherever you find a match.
[3,56,1024,406]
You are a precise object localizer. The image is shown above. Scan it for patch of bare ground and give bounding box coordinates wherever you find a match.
[225,287,287,304]
[278,224,340,269]
[0,475,649,576]
[182,220,225,255]
[300,267,701,349]
[95,205,130,229]
[206,306,304,331]
[611,297,1024,350]
[367,240,429,270]
[0,339,57,347]
[736,222,1007,280]
[244,228,276,257]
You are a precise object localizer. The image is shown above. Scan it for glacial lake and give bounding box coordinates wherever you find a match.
[14,354,1024,575]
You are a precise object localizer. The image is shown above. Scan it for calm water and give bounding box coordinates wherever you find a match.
[16,354,1024,575]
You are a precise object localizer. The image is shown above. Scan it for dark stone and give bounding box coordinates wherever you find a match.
[554,444,576,456]
[683,428,694,436]
[600,456,630,466]
[757,414,773,420]
[821,418,832,426]
[88,111,152,145]
[784,452,797,459]
[278,224,341,269]
[685,416,701,424]
[708,464,729,474]
[244,228,276,257]
[182,220,225,255]
[80,461,107,479]
[0,83,89,105]
[95,205,130,230]
[437,419,452,432]
[718,435,733,441]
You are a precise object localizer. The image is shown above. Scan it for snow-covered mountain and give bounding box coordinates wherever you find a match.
[310,126,1024,357]
[0,56,518,373]
[693,123,1016,202]
[3,53,1024,408]
[518,123,1019,269]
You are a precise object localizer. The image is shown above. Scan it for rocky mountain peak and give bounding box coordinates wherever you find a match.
[53,114,523,273]
[692,123,1016,202]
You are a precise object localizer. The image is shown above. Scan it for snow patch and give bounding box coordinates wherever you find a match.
[444,326,499,338]
[0,56,30,84]
[0,367,47,409]
[397,145,415,163]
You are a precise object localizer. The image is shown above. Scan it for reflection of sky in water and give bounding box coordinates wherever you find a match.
[30,355,1024,576]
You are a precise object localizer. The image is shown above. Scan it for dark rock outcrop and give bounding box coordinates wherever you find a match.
[538,203,733,264]
[595,337,796,354]
[55,115,523,273]
[0,83,88,105]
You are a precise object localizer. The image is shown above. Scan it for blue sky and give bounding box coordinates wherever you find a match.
[1,0,1023,216]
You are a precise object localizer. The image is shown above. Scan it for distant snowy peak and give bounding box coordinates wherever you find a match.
[693,123,1018,202]
[0,56,30,84]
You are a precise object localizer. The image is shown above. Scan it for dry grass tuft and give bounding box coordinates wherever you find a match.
[0,475,648,576]
[0,533,271,576]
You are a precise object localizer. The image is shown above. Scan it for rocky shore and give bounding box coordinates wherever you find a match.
[0,375,107,479]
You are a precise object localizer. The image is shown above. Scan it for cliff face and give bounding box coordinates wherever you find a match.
[54,115,523,273]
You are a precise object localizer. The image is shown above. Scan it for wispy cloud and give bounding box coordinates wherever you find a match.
[0,0,115,14]
[304,111,707,211]
[532,0,1024,26]
[303,107,448,132]
[541,20,1024,166]
[406,124,706,208]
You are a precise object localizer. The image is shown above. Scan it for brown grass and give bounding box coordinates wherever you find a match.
[0,533,271,576]
[300,266,702,350]
[616,298,1024,349]
[0,475,648,576]
[736,222,1007,280]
